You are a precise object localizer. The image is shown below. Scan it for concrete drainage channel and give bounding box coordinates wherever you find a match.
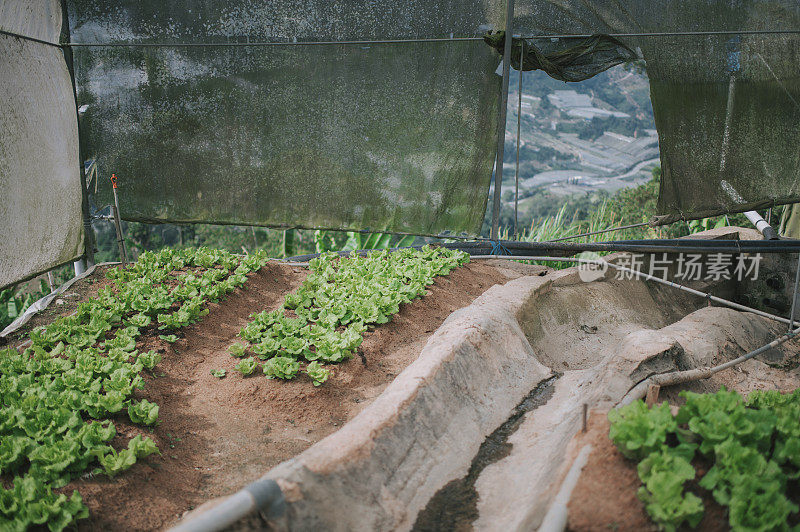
[172,233,793,531]
[411,375,559,531]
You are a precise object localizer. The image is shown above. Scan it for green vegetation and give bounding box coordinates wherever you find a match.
[234,357,258,376]
[305,361,330,386]
[609,388,800,531]
[229,246,469,383]
[0,247,267,530]
[339,232,415,252]
[92,220,313,263]
[495,167,756,269]
[91,214,421,267]
[1,279,56,331]
[504,167,683,242]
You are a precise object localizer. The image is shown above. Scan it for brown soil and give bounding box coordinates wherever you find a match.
[51,260,513,531]
[567,411,728,532]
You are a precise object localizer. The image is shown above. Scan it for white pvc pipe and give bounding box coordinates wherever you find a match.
[168,478,284,532]
[73,258,86,276]
[169,491,257,532]
[538,444,593,532]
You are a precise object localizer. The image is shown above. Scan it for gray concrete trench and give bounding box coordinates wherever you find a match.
[173,228,800,532]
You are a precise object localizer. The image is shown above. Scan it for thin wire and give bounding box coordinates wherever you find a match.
[0,29,61,48]
[469,254,791,326]
[544,222,650,243]
[67,37,482,47]
[513,39,524,240]
[521,29,800,39]
[62,28,800,48]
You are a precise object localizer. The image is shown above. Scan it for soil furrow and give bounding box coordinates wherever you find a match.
[67,261,511,530]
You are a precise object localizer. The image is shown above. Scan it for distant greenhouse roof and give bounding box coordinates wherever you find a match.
[547,90,630,119]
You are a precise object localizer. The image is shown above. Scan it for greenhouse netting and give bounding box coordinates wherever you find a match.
[513,0,800,225]
[0,0,84,289]
[3,0,800,290]
[67,0,506,236]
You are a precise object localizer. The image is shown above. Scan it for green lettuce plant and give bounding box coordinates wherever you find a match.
[608,401,676,460]
[262,356,300,380]
[636,444,704,531]
[305,361,330,386]
[228,342,247,358]
[231,246,468,384]
[137,350,161,370]
[127,400,159,426]
[234,357,258,376]
[609,387,800,531]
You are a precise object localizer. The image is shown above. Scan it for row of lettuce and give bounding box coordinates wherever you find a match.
[0,245,469,530]
[0,247,269,531]
[226,247,469,382]
[609,388,800,531]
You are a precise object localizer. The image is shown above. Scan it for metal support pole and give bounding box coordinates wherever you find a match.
[490,0,515,241]
[60,0,95,269]
[790,253,800,331]
[110,174,128,265]
[513,39,524,239]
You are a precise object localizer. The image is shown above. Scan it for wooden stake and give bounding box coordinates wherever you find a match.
[645,384,661,407]
[582,403,588,432]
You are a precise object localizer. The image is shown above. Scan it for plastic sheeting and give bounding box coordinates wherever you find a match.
[484,31,636,82]
[513,0,800,225]
[0,1,84,290]
[68,1,506,236]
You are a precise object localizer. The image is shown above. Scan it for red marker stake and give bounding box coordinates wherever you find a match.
[110,173,128,266]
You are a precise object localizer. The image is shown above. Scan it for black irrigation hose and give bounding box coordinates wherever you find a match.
[281,238,800,262]
[444,238,800,255]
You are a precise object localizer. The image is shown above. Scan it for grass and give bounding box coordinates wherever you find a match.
[497,167,742,270]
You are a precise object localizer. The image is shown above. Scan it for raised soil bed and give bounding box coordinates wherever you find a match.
[6,260,513,530]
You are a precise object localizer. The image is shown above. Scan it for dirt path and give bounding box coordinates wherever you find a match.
[65,261,511,531]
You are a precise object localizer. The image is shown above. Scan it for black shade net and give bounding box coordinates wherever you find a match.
[67,0,506,236]
[513,0,800,226]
